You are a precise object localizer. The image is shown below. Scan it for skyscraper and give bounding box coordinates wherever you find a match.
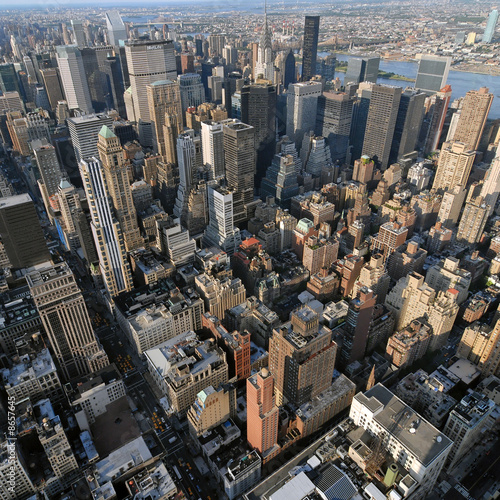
[178,73,205,115]
[67,113,113,163]
[483,9,499,43]
[414,55,451,94]
[222,119,256,224]
[269,305,337,406]
[420,85,452,155]
[362,84,402,169]
[125,40,176,145]
[80,157,133,297]
[201,121,225,179]
[39,68,64,111]
[97,125,143,251]
[286,81,322,149]
[55,45,94,114]
[147,79,183,157]
[105,10,127,46]
[432,141,475,192]
[255,6,274,81]
[456,196,490,245]
[32,142,64,208]
[301,16,320,81]
[344,56,380,85]
[246,368,279,460]
[316,91,353,162]
[449,87,493,151]
[26,261,109,381]
[71,20,86,48]
[480,149,500,216]
[0,194,51,268]
[241,83,276,188]
[260,154,299,208]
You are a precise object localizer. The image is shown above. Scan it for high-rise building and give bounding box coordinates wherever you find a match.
[222,119,256,224]
[386,319,431,368]
[255,7,274,81]
[0,63,21,94]
[269,305,337,406]
[480,150,500,216]
[389,88,426,164]
[80,157,133,297]
[301,16,320,81]
[124,40,176,144]
[443,392,495,471]
[0,194,50,269]
[246,368,280,460]
[241,83,277,188]
[178,73,205,113]
[201,121,225,179]
[55,45,94,114]
[71,19,86,47]
[105,10,127,46]
[67,113,113,164]
[203,183,243,255]
[286,81,322,149]
[425,257,471,305]
[344,56,380,85]
[456,196,490,245]
[97,125,143,251]
[483,9,499,43]
[39,68,64,111]
[316,91,353,162]
[27,262,108,381]
[415,55,451,94]
[362,84,402,169]
[449,87,493,151]
[340,287,376,366]
[146,79,183,157]
[33,142,64,201]
[208,35,226,57]
[260,154,299,208]
[432,141,475,193]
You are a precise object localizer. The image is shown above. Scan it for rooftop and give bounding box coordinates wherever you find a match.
[1,348,56,388]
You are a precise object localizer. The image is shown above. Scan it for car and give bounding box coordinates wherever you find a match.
[189,473,194,481]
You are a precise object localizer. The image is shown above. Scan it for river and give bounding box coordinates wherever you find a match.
[327,53,500,119]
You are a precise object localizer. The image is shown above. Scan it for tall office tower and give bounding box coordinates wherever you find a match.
[362,85,402,169]
[204,183,242,255]
[71,20,86,47]
[389,88,426,164]
[147,79,183,157]
[246,368,280,460]
[286,81,322,148]
[0,63,20,94]
[450,87,493,151]
[260,154,299,208]
[432,141,475,192]
[480,151,500,216]
[102,50,127,117]
[255,6,274,81]
[437,185,467,228]
[174,131,202,226]
[0,440,36,500]
[57,180,82,251]
[316,91,353,162]
[27,262,108,381]
[241,83,277,187]
[0,194,50,268]
[56,46,94,114]
[269,305,336,406]
[425,256,471,305]
[125,40,176,145]
[415,55,451,94]
[80,157,133,297]
[483,9,499,43]
[40,70,64,106]
[178,73,205,114]
[208,35,226,57]
[350,82,374,161]
[222,119,256,224]
[81,47,109,113]
[23,55,37,83]
[162,113,181,165]
[456,196,490,245]
[420,85,452,155]
[10,35,22,61]
[33,142,64,207]
[97,126,143,251]
[201,121,225,179]
[443,392,494,472]
[301,16,320,81]
[105,10,127,46]
[344,56,380,85]
[67,113,113,163]
[339,287,376,367]
[282,49,296,89]
[195,38,204,58]
[301,135,333,177]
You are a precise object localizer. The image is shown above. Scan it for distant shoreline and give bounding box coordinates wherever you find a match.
[334,66,415,82]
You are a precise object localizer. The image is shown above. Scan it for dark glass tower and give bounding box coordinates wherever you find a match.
[241,83,277,190]
[301,16,320,82]
[344,56,380,85]
[284,49,296,89]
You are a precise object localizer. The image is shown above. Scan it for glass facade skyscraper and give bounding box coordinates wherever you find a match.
[301,16,320,81]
